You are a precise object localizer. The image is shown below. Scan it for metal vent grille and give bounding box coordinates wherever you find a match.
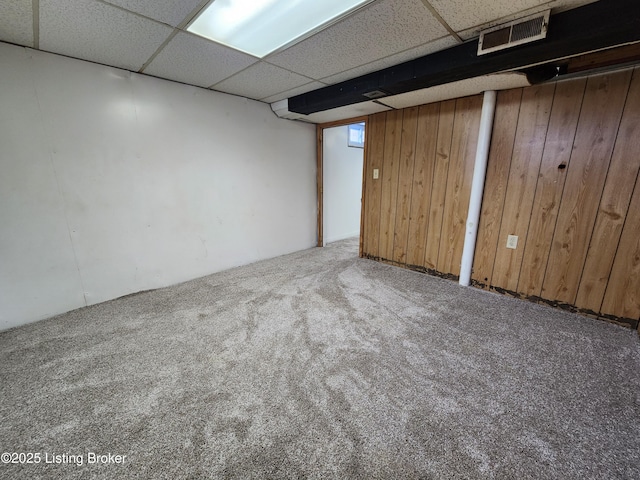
[482,27,511,49]
[362,90,388,99]
[511,16,546,42]
[478,10,550,56]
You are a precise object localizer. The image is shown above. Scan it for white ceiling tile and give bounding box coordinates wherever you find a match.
[212,63,314,101]
[546,0,598,14]
[102,0,204,27]
[429,0,546,32]
[381,73,531,109]
[0,0,33,47]
[144,32,258,88]
[268,0,449,80]
[321,36,458,85]
[40,0,173,71]
[262,81,328,104]
[302,101,392,124]
[9,0,602,106]
[430,0,595,34]
[454,0,598,40]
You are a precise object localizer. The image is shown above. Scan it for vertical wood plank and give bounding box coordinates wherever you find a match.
[392,107,419,264]
[361,67,640,326]
[576,67,640,312]
[424,99,455,270]
[437,95,483,277]
[517,78,586,297]
[406,103,440,267]
[542,70,632,304]
[472,88,522,286]
[491,83,555,292]
[600,172,640,320]
[378,109,403,261]
[362,112,386,258]
[361,118,371,255]
[359,119,369,258]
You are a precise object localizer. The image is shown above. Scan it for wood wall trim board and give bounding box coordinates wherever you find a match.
[517,78,587,297]
[425,99,455,270]
[566,43,640,75]
[437,95,482,276]
[317,116,369,130]
[392,106,419,264]
[541,69,633,304]
[406,103,440,267]
[576,67,640,312]
[472,88,523,287]
[379,110,404,261]
[317,115,369,249]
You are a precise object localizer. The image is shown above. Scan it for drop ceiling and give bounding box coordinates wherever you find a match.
[0,0,604,122]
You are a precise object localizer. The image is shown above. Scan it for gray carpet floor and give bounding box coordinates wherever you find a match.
[1,237,639,479]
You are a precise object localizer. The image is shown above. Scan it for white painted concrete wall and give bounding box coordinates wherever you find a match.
[323,125,364,244]
[0,43,317,330]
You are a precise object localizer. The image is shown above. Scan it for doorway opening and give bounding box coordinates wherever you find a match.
[316,117,367,253]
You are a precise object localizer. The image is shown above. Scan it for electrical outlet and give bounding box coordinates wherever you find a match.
[373,168,379,179]
[506,235,518,249]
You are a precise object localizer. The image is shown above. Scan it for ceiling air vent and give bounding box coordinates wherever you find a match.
[362,90,389,99]
[478,10,550,56]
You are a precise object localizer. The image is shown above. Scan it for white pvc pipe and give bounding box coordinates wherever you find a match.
[459,90,497,286]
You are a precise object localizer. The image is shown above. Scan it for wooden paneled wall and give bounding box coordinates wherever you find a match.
[473,67,640,327]
[361,67,640,328]
[362,95,483,277]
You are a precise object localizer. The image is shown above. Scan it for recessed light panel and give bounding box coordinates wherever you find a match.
[187,0,372,58]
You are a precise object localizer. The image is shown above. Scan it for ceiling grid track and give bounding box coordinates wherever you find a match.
[138,30,179,73]
[32,0,39,49]
[98,0,170,25]
[97,0,214,73]
[5,0,636,124]
[418,0,462,43]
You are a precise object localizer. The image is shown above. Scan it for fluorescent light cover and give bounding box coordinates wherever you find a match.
[188,0,371,58]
